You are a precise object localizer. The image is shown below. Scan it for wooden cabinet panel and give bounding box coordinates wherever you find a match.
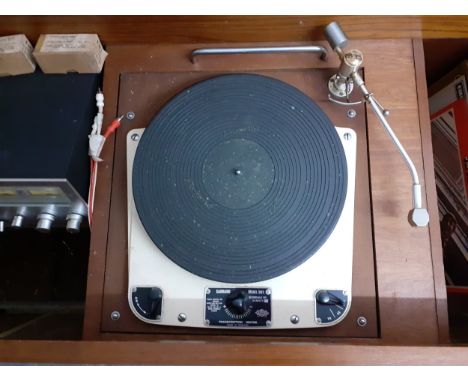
[0,16,468,45]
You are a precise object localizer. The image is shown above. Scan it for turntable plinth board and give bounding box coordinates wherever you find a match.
[99,67,377,338]
[84,41,445,345]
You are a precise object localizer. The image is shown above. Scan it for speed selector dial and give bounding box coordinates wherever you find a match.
[131,286,163,320]
[315,289,348,324]
[316,290,344,306]
[225,289,250,317]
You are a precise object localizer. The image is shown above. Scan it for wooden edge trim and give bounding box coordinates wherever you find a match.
[412,38,449,344]
[1,340,468,365]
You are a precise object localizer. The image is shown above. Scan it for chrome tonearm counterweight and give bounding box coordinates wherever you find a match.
[324,21,429,227]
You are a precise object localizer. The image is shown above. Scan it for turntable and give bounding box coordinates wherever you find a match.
[126,74,356,328]
[92,22,431,338]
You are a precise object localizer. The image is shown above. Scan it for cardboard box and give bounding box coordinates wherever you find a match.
[0,34,36,76]
[33,34,108,74]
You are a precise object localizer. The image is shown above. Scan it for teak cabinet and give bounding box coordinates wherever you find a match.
[1,16,468,365]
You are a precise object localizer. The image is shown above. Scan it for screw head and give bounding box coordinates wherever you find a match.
[290,315,300,324]
[206,288,211,295]
[266,320,272,326]
[111,311,120,321]
[178,313,187,322]
[204,319,210,325]
[131,133,140,141]
[344,132,352,141]
[347,109,357,118]
[357,316,368,327]
[126,111,135,120]
[265,288,271,296]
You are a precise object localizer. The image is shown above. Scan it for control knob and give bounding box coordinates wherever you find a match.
[225,289,250,317]
[11,215,24,228]
[36,213,55,233]
[66,213,83,234]
[315,289,348,324]
[316,290,345,306]
[148,287,163,320]
[131,286,163,320]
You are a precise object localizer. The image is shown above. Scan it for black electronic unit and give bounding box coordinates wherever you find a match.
[0,70,101,233]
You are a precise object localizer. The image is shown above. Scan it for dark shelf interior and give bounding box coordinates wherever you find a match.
[0,228,89,340]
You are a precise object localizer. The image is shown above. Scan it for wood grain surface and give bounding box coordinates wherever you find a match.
[0,16,468,45]
[362,39,438,344]
[1,339,468,365]
[412,40,449,343]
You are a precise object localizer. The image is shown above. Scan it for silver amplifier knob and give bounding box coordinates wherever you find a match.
[36,213,55,233]
[66,213,83,234]
[11,215,24,228]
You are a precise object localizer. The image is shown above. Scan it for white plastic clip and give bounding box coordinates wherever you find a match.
[88,90,105,161]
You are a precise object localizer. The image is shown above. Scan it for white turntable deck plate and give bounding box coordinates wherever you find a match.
[126,126,356,329]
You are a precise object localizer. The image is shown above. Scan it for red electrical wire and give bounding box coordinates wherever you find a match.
[103,115,124,138]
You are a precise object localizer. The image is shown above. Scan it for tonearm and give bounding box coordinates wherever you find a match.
[324,21,429,227]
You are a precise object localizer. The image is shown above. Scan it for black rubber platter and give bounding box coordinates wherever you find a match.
[133,74,347,283]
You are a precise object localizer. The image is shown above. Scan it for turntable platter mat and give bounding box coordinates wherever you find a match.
[132,74,348,283]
